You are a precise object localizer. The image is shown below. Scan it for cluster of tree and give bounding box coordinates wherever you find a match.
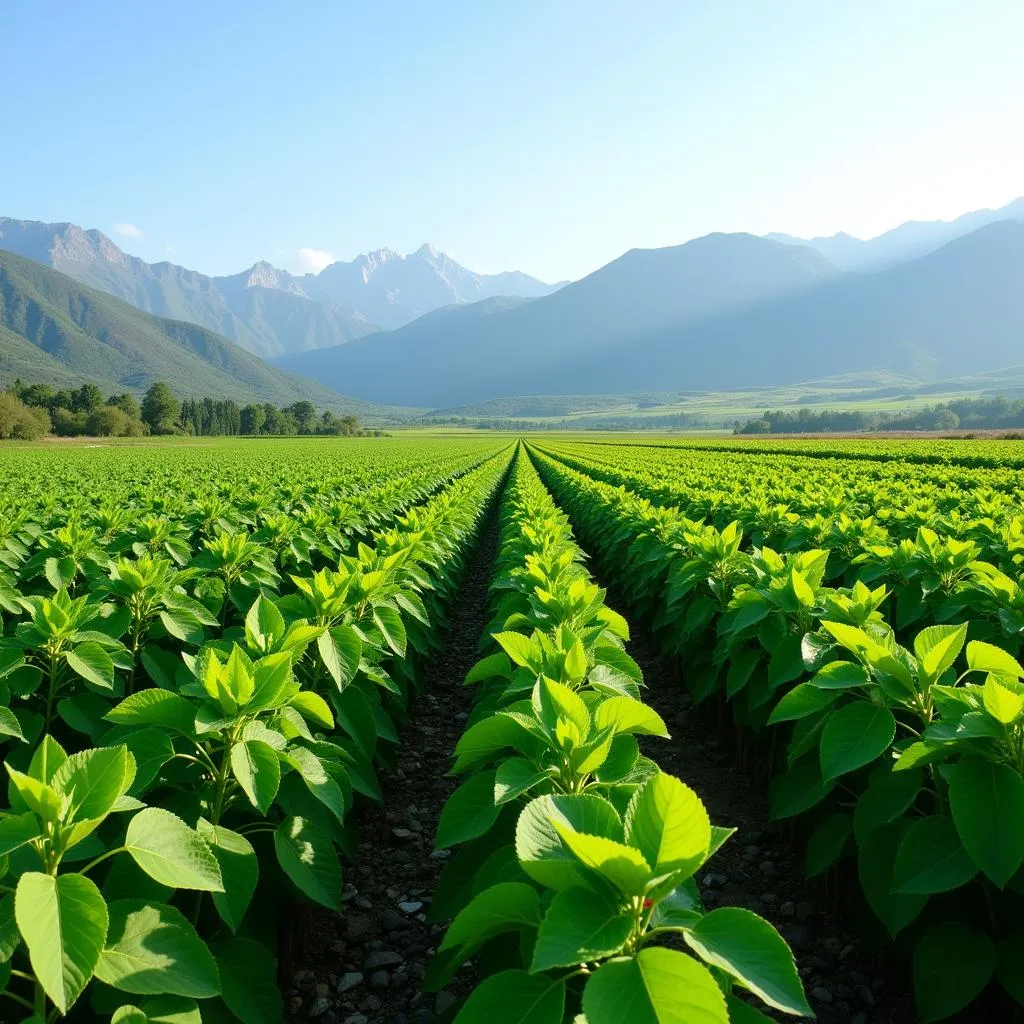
[3,380,374,439]
[735,396,1024,434]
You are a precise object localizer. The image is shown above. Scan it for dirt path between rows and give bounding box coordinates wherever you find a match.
[284,503,501,1024]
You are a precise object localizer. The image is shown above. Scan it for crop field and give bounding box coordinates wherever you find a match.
[0,434,1021,1023]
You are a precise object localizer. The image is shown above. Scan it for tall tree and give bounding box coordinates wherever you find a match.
[141,382,179,434]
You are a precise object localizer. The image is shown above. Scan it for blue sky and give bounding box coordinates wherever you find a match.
[2,1,1021,281]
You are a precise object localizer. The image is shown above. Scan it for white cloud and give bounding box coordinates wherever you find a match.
[114,222,144,238]
[296,247,335,273]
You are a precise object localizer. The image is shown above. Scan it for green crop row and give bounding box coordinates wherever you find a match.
[426,447,812,1024]
[0,440,513,1022]
[530,441,1024,1021]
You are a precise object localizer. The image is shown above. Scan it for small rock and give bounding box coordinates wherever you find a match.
[851,1014,868,1024]
[316,982,329,998]
[780,901,795,918]
[435,989,458,1014]
[760,861,776,877]
[399,900,424,914]
[796,901,814,921]
[364,950,403,970]
[812,986,833,1004]
[430,849,451,860]
[343,1015,368,1024]
[392,828,413,840]
[857,985,875,1006]
[370,970,390,990]
[308,996,331,1017]
[289,996,303,1014]
[337,972,364,994]
[360,995,382,1012]
[381,909,407,931]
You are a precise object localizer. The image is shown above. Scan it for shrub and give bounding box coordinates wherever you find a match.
[0,392,51,439]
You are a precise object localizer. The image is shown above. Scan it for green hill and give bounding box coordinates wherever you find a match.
[0,250,401,417]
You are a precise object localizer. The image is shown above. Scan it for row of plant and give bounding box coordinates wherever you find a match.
[529,442,1024,1021]
[0,444,513,1021]
[425,447,812,1024]
[580,435,1024,470]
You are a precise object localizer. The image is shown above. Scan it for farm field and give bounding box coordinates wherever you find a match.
[0,434,1022,1023]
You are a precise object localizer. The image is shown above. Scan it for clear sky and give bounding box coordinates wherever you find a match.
[2,1,1022,282]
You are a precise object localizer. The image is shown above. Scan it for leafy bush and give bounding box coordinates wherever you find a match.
[0,392,50,440]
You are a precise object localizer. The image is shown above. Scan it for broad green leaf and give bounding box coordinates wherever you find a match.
[583,946,728,1024]
[948,756,1024,887]
[121,728,175,796]
[196,819,258,933]
[274,815,341,909]
[52,745,135,824]
[453,970,564,1024]
[373,605,407,658]
[858,823,926,937]
[15,872,108,1013]
[493,631,538,669]
[768,684,838,724]
[125,808,223,892]
[29,734,68,783]
[0,706,25,742]
[769,758,833,820]
[809,661,870,689]
[983,674,1024,724]
[494,758,547,805]
[6,766,61,822]
[819,702,896,781]
[805,812,852,877]
[914,922,995,1022]
[244,595,285,651]
[283,746,347,821]
[215,937,283,1024]
[533,677,590,738]
[0,811,41,855]
[892,815,977,894]
[440,882,540,955]
[625,773,710,880]
[66,642,115,690]
[913,623,968,680]
[95,900,219,997]
[230,740,280,814]
[966,640,1024,680]
[516,793,623,891]
[317,625,360,690]
[553,824,651,895]
[465,652,511,685]
[530,886,632,972]
[997,933,1024,1008]
[685,907,812,1015]
[853,766,922,845]
[106,690,196,736]
[436,771,500,849]
[593,696,668,737]
[290,691,333,729]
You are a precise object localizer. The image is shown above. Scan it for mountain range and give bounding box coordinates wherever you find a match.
[0,218,561,358]
[768,195,1024,270]
[272,218,1024,408]
[0,249,393,416]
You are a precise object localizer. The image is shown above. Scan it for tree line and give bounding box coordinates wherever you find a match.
[0,380,374,440]
[735,396,1024,434]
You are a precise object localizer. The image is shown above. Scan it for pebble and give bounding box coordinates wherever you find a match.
[392,827,413,840]
[430,849,451,860]
[364,950,403,970]
[370,970,390,990]
[343,1015,368,1024]
[337,972,364,994]
[399,900,424,913]
[759,861,776,876]
[812,986,833,1004]
[308,995,331,1017]
[435,990,458,1014]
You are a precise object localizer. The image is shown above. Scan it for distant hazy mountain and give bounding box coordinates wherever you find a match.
[272,233,837,407]
[768,196,1024,270]
[0,249,390,415]
[301,243,563,330]
[0,218,563,355]
[272,223,1024,408]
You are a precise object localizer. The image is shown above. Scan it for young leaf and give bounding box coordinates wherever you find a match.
[439,882,541,956]
[892,815,977,894]
[436,771,501,849]
[625,772,711,880]
[66,642,115,690]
